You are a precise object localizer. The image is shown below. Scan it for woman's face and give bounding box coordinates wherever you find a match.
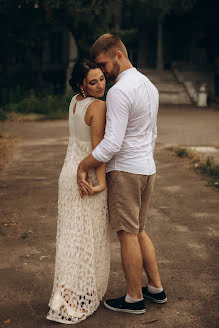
[82,68,106,98]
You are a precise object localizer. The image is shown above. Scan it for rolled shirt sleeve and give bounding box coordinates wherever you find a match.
[92,87,130,162]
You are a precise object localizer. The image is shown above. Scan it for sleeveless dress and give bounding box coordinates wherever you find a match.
[47,95,111,324]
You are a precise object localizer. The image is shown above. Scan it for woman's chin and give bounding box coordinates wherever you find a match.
[89,91,105,98]
[97,92,105,98]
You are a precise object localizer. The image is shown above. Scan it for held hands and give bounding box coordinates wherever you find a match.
[78,180,105,198]
[84,181,105,197]
[77,165,105,198]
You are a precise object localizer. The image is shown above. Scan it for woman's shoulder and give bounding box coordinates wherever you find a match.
[71,94,78,101]
[88,98,106,111]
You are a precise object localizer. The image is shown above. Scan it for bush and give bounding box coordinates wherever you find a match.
[0,90,74,120]
[198,157,219,179]
[175,148,188,158]
[0,108,7,121]
[172,147,219,190]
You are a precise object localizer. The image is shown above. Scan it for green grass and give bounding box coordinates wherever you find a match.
[175,148,189,158]
[0,90,73,121]
[172,147,219,189]
[6,111,68,121]
[21,231,31,239]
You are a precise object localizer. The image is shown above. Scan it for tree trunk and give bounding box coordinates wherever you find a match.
[156,22,164,70]
[114,0,122,33]
[65,32,78,95]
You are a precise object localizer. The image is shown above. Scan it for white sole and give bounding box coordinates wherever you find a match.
[104,301,146,314]
[143,295,167,304]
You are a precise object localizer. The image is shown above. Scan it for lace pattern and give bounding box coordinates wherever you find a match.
[47,136,111,324]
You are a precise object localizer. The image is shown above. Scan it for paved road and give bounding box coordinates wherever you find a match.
[0,105,218,328]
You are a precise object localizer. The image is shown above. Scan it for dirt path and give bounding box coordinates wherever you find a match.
[0,106,218,328]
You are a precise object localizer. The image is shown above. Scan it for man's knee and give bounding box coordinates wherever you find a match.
[117,230,138,242]
[138,230,152,243]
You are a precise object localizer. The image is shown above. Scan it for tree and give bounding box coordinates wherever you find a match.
[0,0,114,95]
[130,0,197,70]
[0,4,55,102]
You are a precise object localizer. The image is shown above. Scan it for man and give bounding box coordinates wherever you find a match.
[77,34,167,314]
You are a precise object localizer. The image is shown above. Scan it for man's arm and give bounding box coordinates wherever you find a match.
[151,87,159,153]
[78,153,101,173]
[151,120,157,153]
[91,88,130,162]
[77,87,130,189]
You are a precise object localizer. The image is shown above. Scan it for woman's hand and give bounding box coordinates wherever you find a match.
[77,164,90,198]
[78,180,105,198]
[86,181,106,196]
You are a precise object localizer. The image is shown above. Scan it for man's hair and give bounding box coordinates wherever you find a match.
[90,33,128,60]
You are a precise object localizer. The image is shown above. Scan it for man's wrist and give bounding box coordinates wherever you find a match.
[79,153,102,173]
[79,160,86,172]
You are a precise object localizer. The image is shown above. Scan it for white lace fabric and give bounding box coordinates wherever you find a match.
[47,96,111,324]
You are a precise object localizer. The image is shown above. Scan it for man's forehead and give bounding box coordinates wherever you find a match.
[95,53,110,63]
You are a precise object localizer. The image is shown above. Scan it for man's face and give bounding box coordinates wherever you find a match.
[94,53,120,82]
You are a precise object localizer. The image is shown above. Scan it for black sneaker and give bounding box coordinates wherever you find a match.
[142,286,167,303]
[104,296,145,314]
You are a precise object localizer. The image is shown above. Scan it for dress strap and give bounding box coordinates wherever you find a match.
[84,97,96,110]
[76,97,96,127]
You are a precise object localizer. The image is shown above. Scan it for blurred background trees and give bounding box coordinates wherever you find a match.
[0,0,218,113]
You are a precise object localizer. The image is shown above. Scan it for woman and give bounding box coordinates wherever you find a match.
[47,59,111,324]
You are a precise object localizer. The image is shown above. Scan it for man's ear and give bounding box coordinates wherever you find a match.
[116,51,123,60]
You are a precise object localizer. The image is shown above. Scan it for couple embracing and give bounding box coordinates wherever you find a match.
[47,33,167,324]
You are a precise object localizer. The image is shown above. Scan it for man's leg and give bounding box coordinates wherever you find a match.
[104,229,145,314]
[138,230,162,287]
[137,230,167,303]
[104,171,145,313]
[117,231,143,299]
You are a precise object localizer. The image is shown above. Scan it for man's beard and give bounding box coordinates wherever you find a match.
[106,60,120,82]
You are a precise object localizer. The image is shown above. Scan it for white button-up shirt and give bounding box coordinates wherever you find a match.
[92,67,159,175]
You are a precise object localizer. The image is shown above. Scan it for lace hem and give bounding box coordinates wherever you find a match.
[47,287,100,324]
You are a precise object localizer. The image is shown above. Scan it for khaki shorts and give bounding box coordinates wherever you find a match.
[107,171,156,234]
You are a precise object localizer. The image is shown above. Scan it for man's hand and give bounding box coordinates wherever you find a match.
[77,164,92,198]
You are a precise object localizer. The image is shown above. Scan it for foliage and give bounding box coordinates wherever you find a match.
[21,231,31,239]
[173,146,219,189]
[0,0,113,56]
[0,109,7,121]
[199,157,219,180]
[136,0,197,21]
[0,91,74,120]
[0,0,116,97]
[175,147,189,158]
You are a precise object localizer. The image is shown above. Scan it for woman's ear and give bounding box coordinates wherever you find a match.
[80,86,86,98]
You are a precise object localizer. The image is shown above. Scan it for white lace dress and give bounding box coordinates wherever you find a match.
[47,95,111,324]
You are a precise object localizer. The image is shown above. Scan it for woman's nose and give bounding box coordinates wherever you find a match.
[98,81,104,88]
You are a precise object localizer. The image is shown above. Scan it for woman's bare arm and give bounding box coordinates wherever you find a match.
[79,100,106,196]
[90,100,106,193]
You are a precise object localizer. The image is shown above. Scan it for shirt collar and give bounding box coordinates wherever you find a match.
[116,67,137,82]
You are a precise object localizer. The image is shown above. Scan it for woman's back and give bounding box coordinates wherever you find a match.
[69,95,95,142]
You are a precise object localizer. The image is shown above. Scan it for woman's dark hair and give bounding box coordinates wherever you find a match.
[69,58,101,93]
